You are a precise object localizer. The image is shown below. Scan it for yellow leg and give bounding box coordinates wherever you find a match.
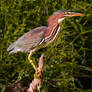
[28,52,37,71]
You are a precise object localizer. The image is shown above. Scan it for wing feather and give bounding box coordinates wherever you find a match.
[7,26,47,53]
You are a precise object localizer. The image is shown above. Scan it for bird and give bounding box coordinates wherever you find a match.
[7,10,85,74]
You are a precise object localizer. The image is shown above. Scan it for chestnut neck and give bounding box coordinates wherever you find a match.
[45,16,60,37]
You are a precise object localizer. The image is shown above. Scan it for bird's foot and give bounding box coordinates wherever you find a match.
[34,68,39,78]
[34,68,41,78]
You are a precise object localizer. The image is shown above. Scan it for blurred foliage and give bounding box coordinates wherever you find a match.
[0,0,92,92]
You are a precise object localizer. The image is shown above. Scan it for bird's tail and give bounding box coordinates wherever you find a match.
[7,42,16,54]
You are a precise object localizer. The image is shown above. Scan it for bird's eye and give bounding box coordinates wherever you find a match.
[64,12,71,15]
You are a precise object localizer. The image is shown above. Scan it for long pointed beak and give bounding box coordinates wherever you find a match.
[64,12,85,17]
[71,12,85,16]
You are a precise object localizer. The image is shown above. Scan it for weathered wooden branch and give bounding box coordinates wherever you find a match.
[27,54,45,92]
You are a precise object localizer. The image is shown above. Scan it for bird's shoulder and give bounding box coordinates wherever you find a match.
[29,26,47,35]
[17,26,47,41]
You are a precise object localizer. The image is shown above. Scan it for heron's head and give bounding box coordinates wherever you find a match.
[48,10,85,25]
[55,10,85,23]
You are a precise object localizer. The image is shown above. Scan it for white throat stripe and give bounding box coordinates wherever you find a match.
[58,18,65,23]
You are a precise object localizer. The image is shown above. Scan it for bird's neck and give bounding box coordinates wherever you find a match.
[44,16,65,44]
[47,23,60,36]
[44,22,60,44]
[45,16,60,37]
[46,16,65,37]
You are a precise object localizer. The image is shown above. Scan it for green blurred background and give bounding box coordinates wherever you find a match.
[0,0,92,92]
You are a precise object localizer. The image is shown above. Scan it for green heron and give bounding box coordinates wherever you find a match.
[7,10,85,73]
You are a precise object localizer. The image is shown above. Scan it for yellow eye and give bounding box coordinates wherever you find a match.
[65,12,71,15]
